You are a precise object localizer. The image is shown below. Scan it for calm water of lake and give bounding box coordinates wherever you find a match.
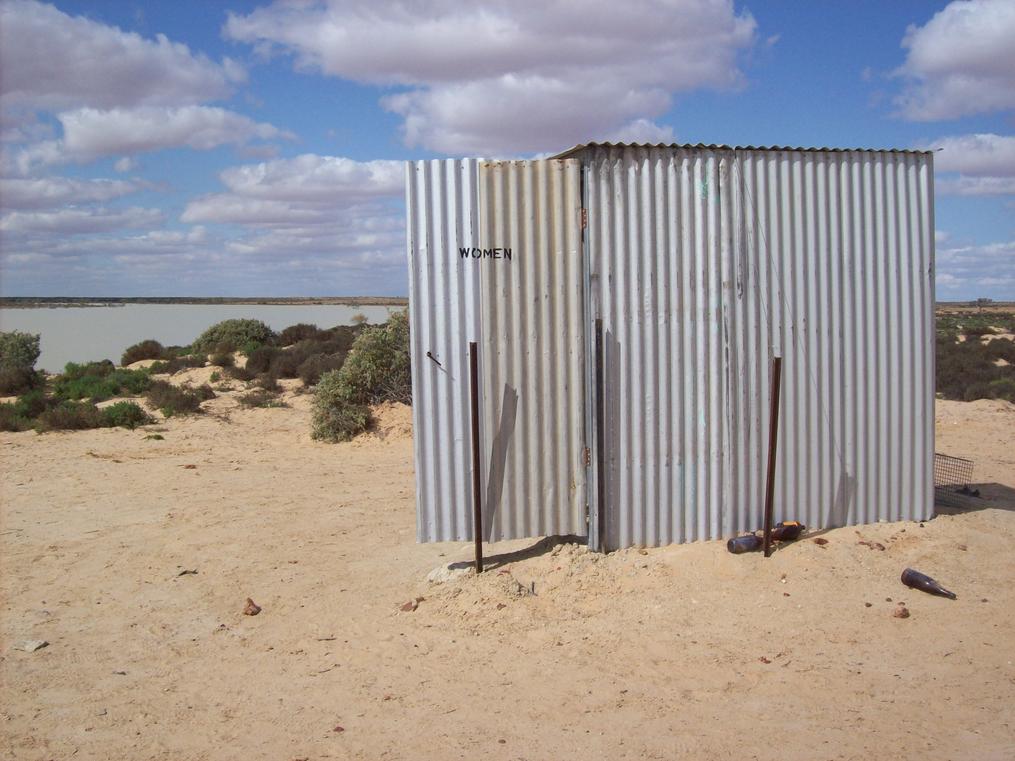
[0,304,401,372]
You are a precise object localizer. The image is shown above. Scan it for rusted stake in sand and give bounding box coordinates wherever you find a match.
[594,319,606,553]
[763,356,783,558]
[469,342,484,574]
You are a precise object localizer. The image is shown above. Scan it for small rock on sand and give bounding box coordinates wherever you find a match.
[19,640,49,652]
[426,564,472,584]
[243,598,261,616]
[893,607,911,619]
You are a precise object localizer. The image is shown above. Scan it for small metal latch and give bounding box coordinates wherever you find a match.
[583,447,591,466]
[580,208,588,229]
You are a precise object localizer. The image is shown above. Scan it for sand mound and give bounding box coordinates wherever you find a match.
[364,401,413,442]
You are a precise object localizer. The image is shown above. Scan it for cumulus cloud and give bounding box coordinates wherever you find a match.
[225,0,756,154]
[936,239,1015,299]
[182,154,403,225]
[924,133,1015,196]
[895,0,1015,120]
[0,176,140,209]
[0,0,244,118]
[0,206,164,234]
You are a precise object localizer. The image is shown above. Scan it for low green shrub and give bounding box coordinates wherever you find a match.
[312,369,371,442]
[245,346,278,374]
[53,365,151,402]
[223,364,255,382]
[34,401,105,432]
[148,353,207,374]
[297,353,345,386]
[254,372,279,391]
[310,312,410,442]
[1,391,55,431]
[0,331,41,371]
[192,319,275,354]
[121,339,166,365]
[101,401,154,429]
[209,351,234,368]
[146,380,213,416]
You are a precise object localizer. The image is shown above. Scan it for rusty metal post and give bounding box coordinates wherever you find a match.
[594,319,606,553]
[763,356,783,558]
[469,342,483,573]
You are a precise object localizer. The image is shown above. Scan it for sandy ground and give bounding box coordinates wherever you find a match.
[2,381,1015,760]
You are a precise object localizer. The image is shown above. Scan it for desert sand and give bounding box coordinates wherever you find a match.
[2,380,1014,760]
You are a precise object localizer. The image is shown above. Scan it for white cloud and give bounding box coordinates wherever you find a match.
[182,154,403,224]
[14,106,292,169]
[1,206,164,234]
[924,133,1015,196]
[927,133,1015,175]
[895,0,1015,120]
[0,0,244,119]
[0,176,139,209]
[604,119,676,145]
[936,176,1015,196]
[936,239,1015,298]
[225,0,756,154]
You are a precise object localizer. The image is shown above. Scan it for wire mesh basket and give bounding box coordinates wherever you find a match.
[934,453,974,488]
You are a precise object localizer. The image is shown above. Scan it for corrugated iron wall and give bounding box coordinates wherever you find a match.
[583,145,935,548]
[477,159,588,541]
[728,149,935,536]
[585,146,730,548]
[406,159,480,542]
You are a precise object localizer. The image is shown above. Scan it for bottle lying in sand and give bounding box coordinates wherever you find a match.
[770,521,805,541]
[727,535,763,554]
[901,568,957,600]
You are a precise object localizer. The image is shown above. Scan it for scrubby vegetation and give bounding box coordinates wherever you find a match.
[0,330,44,394]
[121,339,169,366]
[146,380,214,417]
[52,361,151,402]
[312,311,410,442]
[0,393,153,433]
[239,389,286,408]
[192,319,275,354]
[936,311,1015,403]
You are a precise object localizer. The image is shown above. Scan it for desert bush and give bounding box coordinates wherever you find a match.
[101,401,154,429]
[0,330,41,371]
[145,380,213,416]
[254,372,279,391]
[297,352,346,386]
[209,351,234,368]
[310,312,410,441]
[962,325,996,338]
[278,323,323,346]
[53,365,150,402]
[936,326,1015,403]
[148,352,207,374]
[239,389,286,408]
[0,389,50,432]
[0,402,34,432]
[192,319,275,354]
[121,339,166,365]
[0,366,44,395]
[311,369,371,442]
[223,364,255,382]
[245,346,279,374]
[34,401,105,432]
[333,310,411,405]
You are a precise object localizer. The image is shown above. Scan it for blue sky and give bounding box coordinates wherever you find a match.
[1,0,1013,299]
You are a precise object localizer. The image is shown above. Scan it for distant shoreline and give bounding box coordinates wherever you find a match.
[0,296,409,309]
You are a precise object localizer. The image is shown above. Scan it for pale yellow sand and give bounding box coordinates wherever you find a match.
[2,385,1014,761]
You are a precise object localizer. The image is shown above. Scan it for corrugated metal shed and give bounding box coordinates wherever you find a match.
[407,143,935,550]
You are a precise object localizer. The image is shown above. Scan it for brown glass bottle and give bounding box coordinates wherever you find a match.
[901,568,957,599]
[770,521,805,541]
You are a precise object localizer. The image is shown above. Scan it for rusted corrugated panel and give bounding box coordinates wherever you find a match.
[477,159,588,541]
[728,149,935,535]
[406,159,480,542]
[584,145,935,548]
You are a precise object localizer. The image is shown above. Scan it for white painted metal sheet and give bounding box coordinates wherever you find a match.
[477,159,587,541]
[406,159,480,542]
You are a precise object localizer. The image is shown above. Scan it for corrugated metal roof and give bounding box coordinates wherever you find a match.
[552,142,933,159]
